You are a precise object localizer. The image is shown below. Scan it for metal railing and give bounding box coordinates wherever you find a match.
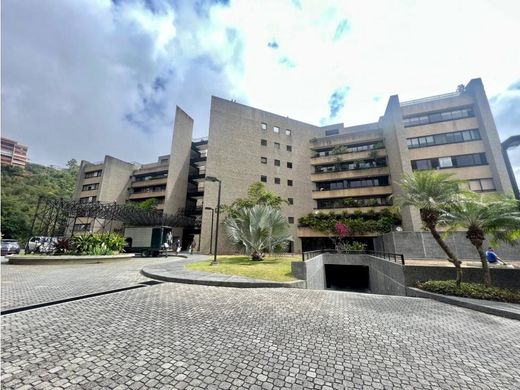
[302,249,405,265]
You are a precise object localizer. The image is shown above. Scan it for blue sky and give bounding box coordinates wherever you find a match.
[2,0,519,182]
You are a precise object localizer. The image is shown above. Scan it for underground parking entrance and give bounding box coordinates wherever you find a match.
[325,264,370,293]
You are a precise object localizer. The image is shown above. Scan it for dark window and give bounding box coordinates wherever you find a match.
[287,145,292,152]
[287,180,293,186]
[79,196,96,204]
[73,223,91,232]
[288,198,293,205]
[261,157,267,164]
[403,107,475,127]
[261,176,267,183]
[82,183,99,191]
[274,177,280,184]
[84,170,102,179]
[261,139,267,146]
[288,217,294,224]
[407,129,481,149]
[274,159,280,166]
[287,162,292,169]
[274,142,280,149]
[325,129,339,136]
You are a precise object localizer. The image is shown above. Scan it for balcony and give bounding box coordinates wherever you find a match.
[314,205,391,215]
[311,149,387,165]
[311,166,389,182]
[310,132,383,149]
[312,185,393,199]
[128,190,166,200]
[131,177,168,188]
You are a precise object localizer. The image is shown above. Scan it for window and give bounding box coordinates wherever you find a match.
[288,217,294,224]
[412,153,487,170]
[287,180,293,186]
[403,107,475,127]
[274,159,280,166]
[273,126,280,133]
[261,122,267,130]
[287,162,293,169]
[468,178,496,192]
[261,175,267,183]
[285,129,292,136]
[407,129,485,149]
[73,223,91,232]
[84,170,102,179]
[79,196,96,204]
[288,198,293,205]
[261,139,267,146]
[286,145,292,152]
[261,157,267,164]
[82,183,99,191]
[274,177,280,184]
[274,142,280,149]
[438,157,453,168]
[325,129,339,136]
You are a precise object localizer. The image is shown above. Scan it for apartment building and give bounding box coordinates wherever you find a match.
[73,78,513,253]
[1,137,28,168]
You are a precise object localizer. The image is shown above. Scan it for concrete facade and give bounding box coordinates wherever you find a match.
[1,137,28,168]
[72,78,515,254]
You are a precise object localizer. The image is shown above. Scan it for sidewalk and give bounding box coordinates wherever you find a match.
[141,253,305,288]
[407,287,520,321]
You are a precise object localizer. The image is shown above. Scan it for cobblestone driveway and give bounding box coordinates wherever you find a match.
[1,257,181,311]
[2,276,520,389]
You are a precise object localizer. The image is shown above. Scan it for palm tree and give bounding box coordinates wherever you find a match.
[439,194,520,286]
[397,171,464,286]
[224,205,292,261]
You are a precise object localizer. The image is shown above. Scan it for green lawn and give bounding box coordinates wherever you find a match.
[186,255,300,282]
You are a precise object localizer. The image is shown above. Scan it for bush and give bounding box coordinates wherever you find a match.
[417,280,520,303]
[70,232,125,255]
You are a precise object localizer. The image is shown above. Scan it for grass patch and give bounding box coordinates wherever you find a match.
[417,280,520,303]
[186,255,300,282]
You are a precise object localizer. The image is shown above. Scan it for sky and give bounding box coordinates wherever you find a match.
[2,0,519,182]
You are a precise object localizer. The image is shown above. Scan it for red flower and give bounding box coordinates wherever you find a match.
[335,222,351,238]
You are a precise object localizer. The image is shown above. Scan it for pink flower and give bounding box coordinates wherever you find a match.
[335,222,352,238]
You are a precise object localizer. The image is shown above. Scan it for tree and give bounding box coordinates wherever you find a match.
[396,171,465,286]
[439,193,520,286]
[223,182,287,218]
[224,205,292,261]
[130,198,158,211]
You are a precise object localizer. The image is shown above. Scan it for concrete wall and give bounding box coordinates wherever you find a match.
[201,96,319,254]
[375,231,520,260]
[404,266,520,290]
[164,107,194,217]
[294,251,520,295]
[293,253,407,295]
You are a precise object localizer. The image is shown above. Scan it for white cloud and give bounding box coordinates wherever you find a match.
[2,0,519,184]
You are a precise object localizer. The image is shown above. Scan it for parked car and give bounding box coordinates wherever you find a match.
[1,239,20,256]
[25,236,57,254]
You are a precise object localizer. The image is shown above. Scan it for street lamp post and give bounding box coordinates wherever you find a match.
[205,176,221,265]
[204,206,214,254]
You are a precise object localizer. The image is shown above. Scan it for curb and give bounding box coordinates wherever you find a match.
[406,287,520,321]
[140,268,306,289]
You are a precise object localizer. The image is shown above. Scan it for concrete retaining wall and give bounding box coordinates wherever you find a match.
[292,253,407,295]
[292,252,520,294]
[374,231,520,260]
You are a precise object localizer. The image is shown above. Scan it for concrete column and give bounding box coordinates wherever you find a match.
[465,78,513,193]
[164,107,194,222]
[381,95,421,231]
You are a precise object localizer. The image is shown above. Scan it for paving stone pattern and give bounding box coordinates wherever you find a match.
[2,283,520,389]
[0,257,167,311]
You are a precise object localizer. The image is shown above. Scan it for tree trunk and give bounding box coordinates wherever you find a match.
[474,242,491,286]
[428,226,462,287]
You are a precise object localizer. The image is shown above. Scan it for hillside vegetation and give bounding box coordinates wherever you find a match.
[1,160,78,242]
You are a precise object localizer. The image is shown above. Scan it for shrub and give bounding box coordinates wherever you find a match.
[71,232,125,255]
[417,280,520,303]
